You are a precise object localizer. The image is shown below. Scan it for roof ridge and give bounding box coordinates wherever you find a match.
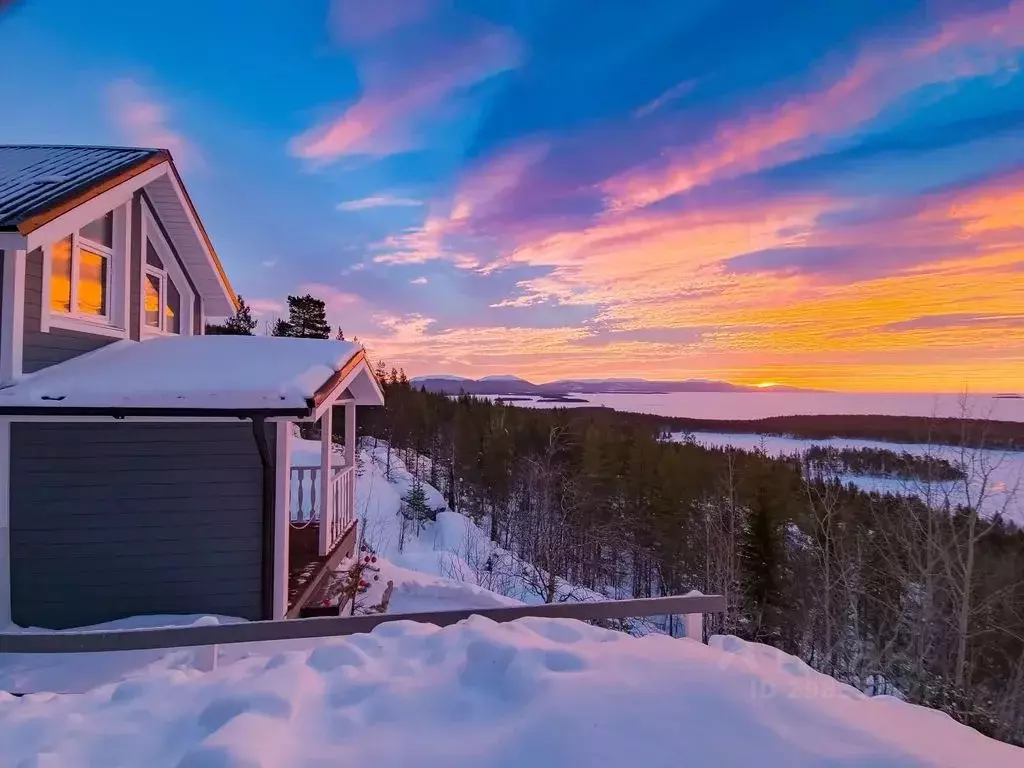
[0,144,164,154]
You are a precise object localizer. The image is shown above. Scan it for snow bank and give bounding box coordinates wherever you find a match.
[2,617,1019,767]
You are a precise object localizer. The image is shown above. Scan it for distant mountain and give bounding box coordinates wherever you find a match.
[479,375,532,383]
[410,375,819,396]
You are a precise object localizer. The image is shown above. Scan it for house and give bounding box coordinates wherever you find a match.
[0,145,383,630]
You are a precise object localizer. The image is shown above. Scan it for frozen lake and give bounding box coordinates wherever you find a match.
[679,432,1023,524]
[486,391,1024,422]
[473,392,1024,522]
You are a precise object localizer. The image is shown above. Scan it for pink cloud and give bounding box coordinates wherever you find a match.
[371,142,544,268]
[603,0,1024,211]
[107,78,201,170]
[450,142,547,222]
[290,32,519,161]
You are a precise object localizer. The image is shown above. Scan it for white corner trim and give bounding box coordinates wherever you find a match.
[24,163,170,253]
[0,249,25,383]
[273,421,292,619]
[39,244,51,333]
[114,203,130,332]
[319,406,333,556]
[0,419,11,627]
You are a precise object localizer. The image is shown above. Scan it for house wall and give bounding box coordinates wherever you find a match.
[22,248,115,374]
[9,422,274,630]
[0,251,5,329]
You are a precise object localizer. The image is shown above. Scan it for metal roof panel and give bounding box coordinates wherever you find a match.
[0,145,162,229]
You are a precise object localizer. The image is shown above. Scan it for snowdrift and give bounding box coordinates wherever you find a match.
[3,617,1019,767]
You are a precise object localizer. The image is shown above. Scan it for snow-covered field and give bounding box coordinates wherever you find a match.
[2,445,1022,765]
[679,432,1023,523]
[478,391,1024,421]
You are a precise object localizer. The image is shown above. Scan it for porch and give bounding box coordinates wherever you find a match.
[284,402,360,616]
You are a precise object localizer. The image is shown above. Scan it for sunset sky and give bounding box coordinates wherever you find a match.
[2,1,1023,392]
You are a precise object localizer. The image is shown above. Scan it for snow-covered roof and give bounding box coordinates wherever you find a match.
[0,336,379,415]
[0,145,162,230]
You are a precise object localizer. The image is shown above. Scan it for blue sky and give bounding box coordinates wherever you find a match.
[2,0,1023,391]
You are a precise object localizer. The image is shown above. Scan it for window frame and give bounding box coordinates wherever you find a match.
[44,207,126,338]
[141,206,193,337]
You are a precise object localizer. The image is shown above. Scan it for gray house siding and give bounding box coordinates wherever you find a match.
[0,250,5,329]
[9,422,274,630]
[21,247,116,374]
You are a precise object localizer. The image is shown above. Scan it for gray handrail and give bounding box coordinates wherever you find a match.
[0,594,725,655]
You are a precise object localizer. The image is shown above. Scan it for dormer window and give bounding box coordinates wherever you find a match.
[49,211,114,320]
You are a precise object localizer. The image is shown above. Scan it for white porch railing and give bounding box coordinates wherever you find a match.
[290,464,356,555]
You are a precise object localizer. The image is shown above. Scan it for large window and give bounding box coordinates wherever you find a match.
[50,211,113,319]
[144,237,182,334]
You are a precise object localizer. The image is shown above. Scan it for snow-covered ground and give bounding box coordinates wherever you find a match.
[353,443,614,609]
[3,618,1020,766]
[2,444,1022,765]
[678,431,1023,523]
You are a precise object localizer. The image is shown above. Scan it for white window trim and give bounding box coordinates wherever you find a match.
[24,163,168,253]
[141,205,194,337]
[43,206,129,338]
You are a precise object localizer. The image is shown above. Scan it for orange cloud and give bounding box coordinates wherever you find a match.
[363,165,1023,392]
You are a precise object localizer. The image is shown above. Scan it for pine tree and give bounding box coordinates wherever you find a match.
[205,296,257,335]
[271,318,293,337]
[401,481,436,527]
[336,326,346,341]
[739,473,789,647]
[271,294,331,338]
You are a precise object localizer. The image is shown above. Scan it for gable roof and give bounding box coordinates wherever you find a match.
[0,144,238,313]
[0,145,165,231]
[0,336,385,417]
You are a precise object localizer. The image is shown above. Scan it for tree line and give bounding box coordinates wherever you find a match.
[205,293,352,341]
[358,374,1024,745]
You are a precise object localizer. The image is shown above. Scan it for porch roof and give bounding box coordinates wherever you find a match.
[0,336,384,417]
